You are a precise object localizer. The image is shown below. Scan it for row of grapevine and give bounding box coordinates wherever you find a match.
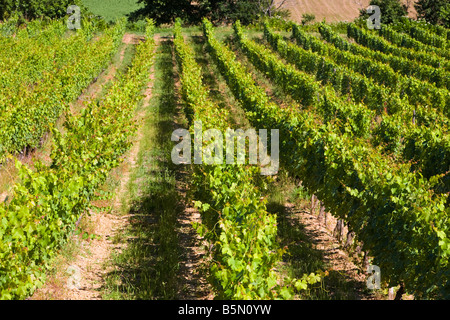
[174,20,321,299]
[0,18,104,87]
[266,23,439,125]
[392,18,448,49]
[398,17,450,40]
[291,23,450,113]
[265,24,396,113]
[263,24,450,196]
[0,17,66,40]
[318,23,450,92]
[373,113,450,195]
[234,21,374,139]
[204,19,450,299]
[0,20,126,164]
[235,25,319,107]
[1,25,95,101]
[408,18,450,40]
[0,20,71,88]
[281,23,450,130]
[347,23,450,72]
[0,20,156,300]
[0,17,104,77]
[378,24,450,60]
[301,24,450,194]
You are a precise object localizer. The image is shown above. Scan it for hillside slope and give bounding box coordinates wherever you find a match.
[280,0,417,23]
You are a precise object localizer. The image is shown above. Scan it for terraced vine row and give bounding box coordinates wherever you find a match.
[204,18,450,299]
[347,23,450,72]
[378,24,450,60]
[393,17,448,49]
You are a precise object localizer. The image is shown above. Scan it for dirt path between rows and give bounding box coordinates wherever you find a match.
[62,34,152,300]
[30,33,150,300]
[31,34,214,301]
[284,202,379,299]
[281,0,417,23]
[170,35,213,299]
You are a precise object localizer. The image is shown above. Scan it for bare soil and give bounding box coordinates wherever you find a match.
[280,0,417,23]
[30,33,150,300]
[285,202,380,299]
[31,34,213,301]
[171,46,213,299]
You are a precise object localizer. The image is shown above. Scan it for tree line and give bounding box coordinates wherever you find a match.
[128,0,291,25]
[359,0,449,27]
[0,0,290,25]
[0,1,448,30]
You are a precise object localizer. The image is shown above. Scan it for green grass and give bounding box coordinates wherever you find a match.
[102,38,184,300]
[81,0,144,22]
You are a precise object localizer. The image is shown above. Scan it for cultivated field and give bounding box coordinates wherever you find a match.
[0,0,448,303]
[282,0,417,22]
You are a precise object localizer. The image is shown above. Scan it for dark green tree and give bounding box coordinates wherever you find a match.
[197,0,289,25]
[128,0,290,25]
[301,13,315,25]
[358,0,407,24]
[439,3,450,27]
[415,0,449,25]
[196,0,258,25]
[0,0,84,21]
[128,0,194,25]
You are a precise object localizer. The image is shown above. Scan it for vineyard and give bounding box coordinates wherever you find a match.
[0,12,449,301]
